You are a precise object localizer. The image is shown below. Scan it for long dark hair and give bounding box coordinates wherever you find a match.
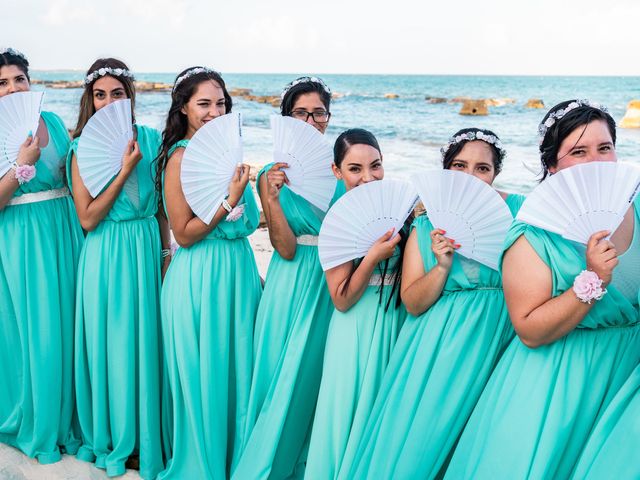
[0,48,30,81]
[155,67,232,212]
[441,127,505,174]
[334,128,411,311]
[539,100,616,180]
[72,58,136,139]
[280,76,331,117]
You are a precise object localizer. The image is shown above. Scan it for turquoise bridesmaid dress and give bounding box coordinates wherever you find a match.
[69,125,164,479]
[158,140,262,480]
[232,166,344,480]
[0,112,83,463]
[340,194,524,480]
[570,200,640,480]
[444,199,640,480]
[305,251,407,480]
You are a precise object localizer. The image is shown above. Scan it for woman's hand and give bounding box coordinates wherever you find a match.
[586,230,618,286]
[228,163,251,205]
[430,228,459,270]
[369,228,402,263]
[16,134,41,166]
[265,162,289,200]
[121,140,142,176]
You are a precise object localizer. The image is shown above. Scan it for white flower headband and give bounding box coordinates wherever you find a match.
[173,67,219,93]
[441,130,506,159]
[281,76,331,100]
[538,99,608,145]
[0,47,27,60]
[85,67,134,85]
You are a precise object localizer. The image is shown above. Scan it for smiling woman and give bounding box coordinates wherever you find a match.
[156,66,262,480]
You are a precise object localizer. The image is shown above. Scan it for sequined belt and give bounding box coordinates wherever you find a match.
[369,273,397,286]
[296,235,318,246]
[7,187,70,206]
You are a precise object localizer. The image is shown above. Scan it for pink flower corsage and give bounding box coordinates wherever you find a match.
[573,270,607,304]
[226,203,245,222]
[13,164,36,184]
[170,241,180,256]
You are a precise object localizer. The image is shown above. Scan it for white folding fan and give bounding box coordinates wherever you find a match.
[271,115,336,212]
[413,170,513,271]
[0,91,44,178]
[516,161,640,243]
[76,99,133,197]
[181,112,243,224]
[318,179,418,271]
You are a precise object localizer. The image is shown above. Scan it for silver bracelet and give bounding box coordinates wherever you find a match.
[221,199,233,213]
[161,248,171,259]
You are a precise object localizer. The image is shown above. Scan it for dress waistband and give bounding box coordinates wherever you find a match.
[296,235,318,246]
[7,187,70,206]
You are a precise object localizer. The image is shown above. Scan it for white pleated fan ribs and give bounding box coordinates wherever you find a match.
[271,115,336,212]
[77,99,133,197]
[0,91,44,178]
[413,170,513,271]
[517,162,640,243]
[181,112,244,224]
[319,179,418,271]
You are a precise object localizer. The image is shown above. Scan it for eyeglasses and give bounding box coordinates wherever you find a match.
[290,109,331,124]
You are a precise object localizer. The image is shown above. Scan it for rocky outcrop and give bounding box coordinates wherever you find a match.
[525,98,545,108]
[384,93,399,99]
[620,100,640,128]
[459,100,489,116]
[485,98,516,107]
[425,96,447,104]
[30,79,173,92]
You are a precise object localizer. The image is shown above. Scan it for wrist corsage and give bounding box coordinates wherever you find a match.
[13,164,36,184]
[573,270,607,304]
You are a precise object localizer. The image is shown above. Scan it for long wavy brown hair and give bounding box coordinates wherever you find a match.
[71,58,136,139]
[154,67,233,215]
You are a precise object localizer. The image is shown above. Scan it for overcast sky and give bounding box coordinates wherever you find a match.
[5,0,639,76]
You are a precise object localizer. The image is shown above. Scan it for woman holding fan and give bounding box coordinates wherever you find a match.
[340,128,524,480]
[0,48,83,464]
[156,67,261,479]
[445,101,640,479]
[304,128,410,479]
[233,76,343,479]
[68,58,167,478]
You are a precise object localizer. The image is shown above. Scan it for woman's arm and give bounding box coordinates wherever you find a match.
[502,230,618,348]
[400,228,458,316]
[156,211,171,279]
[259,162,296,260]
[164,148,250,248]
[70,139,141,231]
[0,135,40,210]
[326,229,401,312]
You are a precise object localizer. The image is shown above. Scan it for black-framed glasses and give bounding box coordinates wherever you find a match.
[290,109,331,123]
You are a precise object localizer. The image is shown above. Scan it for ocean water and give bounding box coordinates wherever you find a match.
[32,71,640,194]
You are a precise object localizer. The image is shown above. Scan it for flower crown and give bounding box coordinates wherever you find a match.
[0,47,27,60]
[173,67,220,92]
[281,76,331,100]
[538,99,608,145]
[441,130,506,159]
[85,67,134,85]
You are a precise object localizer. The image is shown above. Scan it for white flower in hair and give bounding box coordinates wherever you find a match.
[84,66,135,85]
[538,99,608,145]
[280,76,332,100]
[440,129,506,160]
[173,67,220,92]
[0,47,26,59]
